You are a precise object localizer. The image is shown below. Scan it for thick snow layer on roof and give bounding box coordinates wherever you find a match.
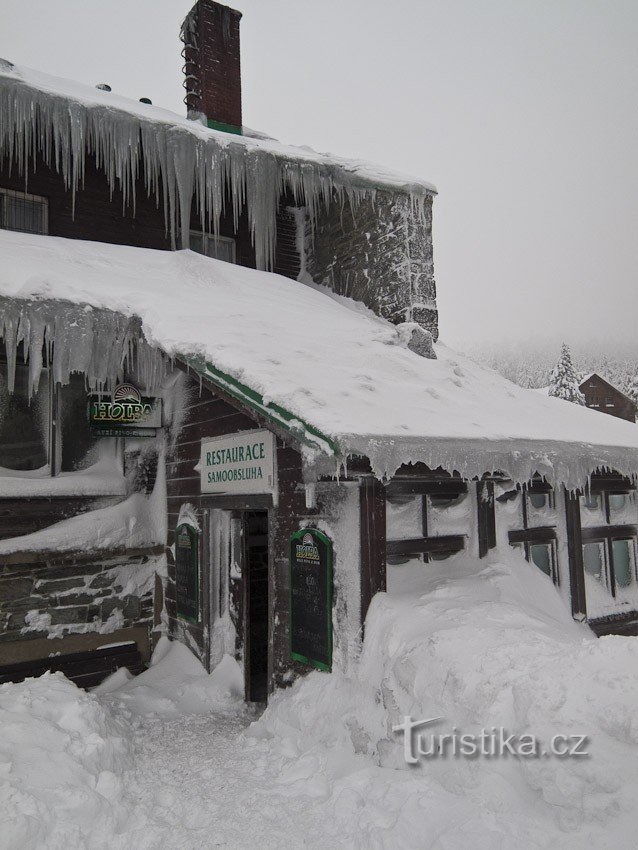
[3,230,638,486]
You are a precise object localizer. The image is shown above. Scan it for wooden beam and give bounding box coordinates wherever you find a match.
[359,478,386,630]
[386,535,466,557]
[581,524,638,541]
[508,526,557,545]
[386,479,467,499]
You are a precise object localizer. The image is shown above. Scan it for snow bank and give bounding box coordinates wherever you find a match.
[98,636,244,719]
[0,673,132,849]
[250,551,638,849]
[3,230,638,487]
[0,453,125,499]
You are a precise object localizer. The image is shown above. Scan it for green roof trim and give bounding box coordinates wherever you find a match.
[188,357,339,457]
[207,118,243,136]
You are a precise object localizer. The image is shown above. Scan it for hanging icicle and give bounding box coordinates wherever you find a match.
[0,62,434,271]
[0,296,167,397]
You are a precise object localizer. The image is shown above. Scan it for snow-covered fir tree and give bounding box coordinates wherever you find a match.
[548,344,586,404]
[625,372,638,404]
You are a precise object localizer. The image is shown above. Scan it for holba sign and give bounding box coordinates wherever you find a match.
[200,430,276,495]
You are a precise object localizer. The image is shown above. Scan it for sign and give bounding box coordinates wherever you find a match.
[289,528,333,671]
[201,430,276,495]
[89,383,162,436]
[175,522,200,623]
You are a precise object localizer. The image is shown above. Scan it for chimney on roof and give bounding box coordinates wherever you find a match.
[180,1,243,134]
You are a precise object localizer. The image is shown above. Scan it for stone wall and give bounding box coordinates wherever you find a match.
[305,190,438,340]
[0,547,164,664]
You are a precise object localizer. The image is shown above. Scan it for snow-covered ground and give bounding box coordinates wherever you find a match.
[2,552,637,849]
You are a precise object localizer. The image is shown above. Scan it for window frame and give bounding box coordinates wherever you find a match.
[188,230,236,263]
[1,350,100,477]
[581,526,638,598]
[385,477,468,563]
[507,478,560,584]
[0,187,49,235]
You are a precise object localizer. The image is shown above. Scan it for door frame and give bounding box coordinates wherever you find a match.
[201,494,274,697]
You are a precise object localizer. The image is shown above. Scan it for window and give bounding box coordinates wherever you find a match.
[529,492,549,510]
[1,352,99,475]
[583,542,605,583]
[508,480,559,583]
[529,542,553,577]
[583,494,602,511]
[608,493,626,512]
[0,188,48,235]
[582,537,636,597]
[0,356,49,470]
[385,480,468,564]
[189,231,236,263]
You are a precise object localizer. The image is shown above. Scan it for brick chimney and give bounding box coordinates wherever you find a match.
[180,1,243,134]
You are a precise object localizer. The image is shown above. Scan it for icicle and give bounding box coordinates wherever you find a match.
[0,296,167,396]
[0,69,434,272]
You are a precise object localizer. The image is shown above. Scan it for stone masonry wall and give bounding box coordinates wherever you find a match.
[0,548,163,662]
[305,190,438,340]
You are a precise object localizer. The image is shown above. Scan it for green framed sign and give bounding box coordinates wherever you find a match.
[89,383,162,437]
[289,528,333,671]
[175,522,200,623]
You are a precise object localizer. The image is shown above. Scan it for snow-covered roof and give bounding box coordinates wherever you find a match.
[0,60,435,270]
[3,229,638,487]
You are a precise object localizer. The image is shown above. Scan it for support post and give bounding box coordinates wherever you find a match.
[359,477,386,630]
[564,488,587,621]
[477,479,496,558]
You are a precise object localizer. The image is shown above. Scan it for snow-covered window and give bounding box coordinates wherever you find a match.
[189,231,236,264]
[0,188,48,235]
[1,353,100,475]
[529,542,555,578]
[0,355,49,471]
[583,541,605,584]
[507,479,559,583]
[59,374,98,471]
[582,537,637,599]
[612,539,634,589]
[385,479,467,564]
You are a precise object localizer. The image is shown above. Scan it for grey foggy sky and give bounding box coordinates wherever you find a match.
[1,0,637,352]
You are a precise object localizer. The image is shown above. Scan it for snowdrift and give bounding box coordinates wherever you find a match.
[2,557,637,849]
[0,673,132,849]
[97,636,244,719]
[250,552,638,849]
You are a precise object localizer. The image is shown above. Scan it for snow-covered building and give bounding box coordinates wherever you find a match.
[1,1,638,697]
[579,373,637,423]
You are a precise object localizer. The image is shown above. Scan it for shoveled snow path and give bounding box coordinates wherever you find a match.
[114,710,334,850]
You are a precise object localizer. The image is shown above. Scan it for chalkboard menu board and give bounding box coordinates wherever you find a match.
[289,528,333,671]
[175,522,199,623]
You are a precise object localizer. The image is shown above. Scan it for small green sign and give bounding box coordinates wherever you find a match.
[175,522,200,623]
[289,528,333,671]
[89,383,162,436]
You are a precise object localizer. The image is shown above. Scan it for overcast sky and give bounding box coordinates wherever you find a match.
[1,0,637,352]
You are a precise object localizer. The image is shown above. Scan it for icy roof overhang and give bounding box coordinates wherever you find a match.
[0,60,436,269]
[2,230,638,489]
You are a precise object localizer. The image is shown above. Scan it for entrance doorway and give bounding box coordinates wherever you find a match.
[244,510,269,702]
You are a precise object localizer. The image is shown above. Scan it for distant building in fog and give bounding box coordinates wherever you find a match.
[579,373,637,423]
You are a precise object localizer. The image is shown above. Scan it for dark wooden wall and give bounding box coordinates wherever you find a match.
[0,155,301,277]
